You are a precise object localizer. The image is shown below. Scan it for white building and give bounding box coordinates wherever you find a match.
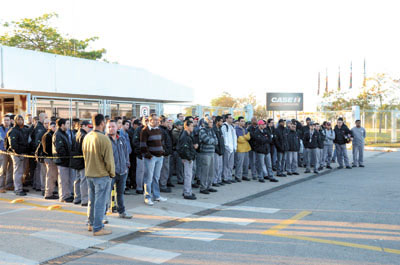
[0,45,194,119]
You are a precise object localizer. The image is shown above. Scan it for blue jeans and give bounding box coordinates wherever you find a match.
[87,176,111,232]
[111,173,127,214]
[144,156,164,200]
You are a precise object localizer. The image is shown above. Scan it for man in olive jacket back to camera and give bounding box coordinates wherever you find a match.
[83,114,115,236]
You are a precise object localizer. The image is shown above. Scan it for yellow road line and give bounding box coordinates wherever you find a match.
[262,211,312,235]
[0,197,86,216]
[262,211,400,255]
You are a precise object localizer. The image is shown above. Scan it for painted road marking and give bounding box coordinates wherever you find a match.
[193,216,255,226]
[149,227,223,242]
[107,217,152,231]
[262,211,400,255]
[167,198,280,214]
[31,229,106,249]
[127,206,191,219]
[0,207,33,216]
[102,243,180,264]
[262,211,312,235]
[0,250,38,265]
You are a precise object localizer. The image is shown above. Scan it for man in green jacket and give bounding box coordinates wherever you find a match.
[82,114,115,236]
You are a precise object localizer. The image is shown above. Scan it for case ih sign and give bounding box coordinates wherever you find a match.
[266,93,304,111]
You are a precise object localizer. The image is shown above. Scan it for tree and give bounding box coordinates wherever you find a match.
[210,92,237,108]
[0,13,106,60]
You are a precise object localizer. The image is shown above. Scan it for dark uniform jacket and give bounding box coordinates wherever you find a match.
[7,125,28,154]
[177,130,197,161]
[287,130,301,152]
[42,130,54,156]
[213,125,225,156]
[247,125,258,150]
[132,125,144,158]
[334,124,352,145]
[70,128,88,170]
[303,130,319,149]
[160,125,173,156]
[52,128,72,167]
[274,125,289,153]
[253,128,271,154]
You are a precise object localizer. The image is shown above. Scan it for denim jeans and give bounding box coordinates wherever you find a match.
[108,173,128,214]
[87,176,111,233]
[74,169,88,204]
[276,152,286,174]
[144,156,164,200]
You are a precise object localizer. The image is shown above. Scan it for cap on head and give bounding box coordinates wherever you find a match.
[257,120,266,125]
[338,117,344,122]
[306,117,311,121]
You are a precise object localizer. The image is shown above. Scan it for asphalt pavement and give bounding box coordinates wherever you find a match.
[0,150,399,265]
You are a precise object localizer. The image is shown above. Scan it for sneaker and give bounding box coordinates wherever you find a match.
[88,225,93,232]
[258,179,265,183]
[212,183,220,187]
[144,198,154,206]
[45,195,59,200]
[15,191,27,196]
[184,194,197,200]
[208,188,217,193]
[200,190,210,194]
[222,180,231,184]
[242,177,251,181]
[81,203,88,207]
[160,187,172,193]
[93,228,112,236]
[287,172,293,176]
[359,164,365,168]
[154,196,167,202]
[73,200,81,205]
[269,177,279,183]
[292,172,300,175]
[119,212,132,219]
[346,166,352,169]
[304,170,311,173]
[61,197,74,203]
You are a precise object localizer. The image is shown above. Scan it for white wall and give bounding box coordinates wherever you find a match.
[0,45,193,102]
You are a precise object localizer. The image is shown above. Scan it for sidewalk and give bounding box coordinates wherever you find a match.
[0,151,383,264]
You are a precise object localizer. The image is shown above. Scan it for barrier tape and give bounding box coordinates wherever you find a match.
[0,150,84,159]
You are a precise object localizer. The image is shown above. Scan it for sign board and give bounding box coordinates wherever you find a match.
[266,93,303,111]
[140,105,150,117]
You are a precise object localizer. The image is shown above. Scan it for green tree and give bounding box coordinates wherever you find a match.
[210,92,237,108]
[0,13,106,60]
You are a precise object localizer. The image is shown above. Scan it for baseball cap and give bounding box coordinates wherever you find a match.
[306,117,311,121]
[257,120,266,125]
[278,119,285,123]
[175,120,184,126]
[81,120,91,127]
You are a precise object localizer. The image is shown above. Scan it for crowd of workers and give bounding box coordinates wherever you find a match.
[0,112,366,235]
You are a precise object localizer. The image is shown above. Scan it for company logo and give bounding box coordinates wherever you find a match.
[270,97,302,103]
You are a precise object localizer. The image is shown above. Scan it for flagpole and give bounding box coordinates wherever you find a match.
[350,61,353,89]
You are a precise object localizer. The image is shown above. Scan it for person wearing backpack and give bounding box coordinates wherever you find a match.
[177,120,198,200]
[0,115,13,193]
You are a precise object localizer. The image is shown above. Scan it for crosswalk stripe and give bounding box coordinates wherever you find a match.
[223,205,280,214]
[194,216,255,226]
[127,206,191,219]
[107,217,152,231]
[149,227,223,242]
[0,250,38,265]
[31,229,106,249]
[102,243,180,264]
[0,207,33,216]
[166,198,219,209]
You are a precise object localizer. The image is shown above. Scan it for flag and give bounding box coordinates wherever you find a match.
[318,72,320,95]
[325,68,328,93]
[349,61,352,89]
[363,58,367,87]
[337,66,341,91]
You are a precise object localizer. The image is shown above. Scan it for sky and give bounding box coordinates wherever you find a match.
[1,0,400,111]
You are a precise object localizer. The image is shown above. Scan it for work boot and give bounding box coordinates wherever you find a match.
[93,228,112,236]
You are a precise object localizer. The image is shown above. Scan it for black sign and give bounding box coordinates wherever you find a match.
[266,93,303,111]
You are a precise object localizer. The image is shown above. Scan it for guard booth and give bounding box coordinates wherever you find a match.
[0,45,193,119]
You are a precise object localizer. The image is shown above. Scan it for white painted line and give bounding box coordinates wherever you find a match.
[150,228,223,242]
[107,217,152,231]
[0,250,38,265]
[0,207,33,216]
[127,206,191,219]
[166,198,219,209]
[195,216,255,226]
[102,243,180,264]
[31,229,106,249]
[223,205,280,214]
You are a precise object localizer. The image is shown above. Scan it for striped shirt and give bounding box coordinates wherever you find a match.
[140,126,164,157]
